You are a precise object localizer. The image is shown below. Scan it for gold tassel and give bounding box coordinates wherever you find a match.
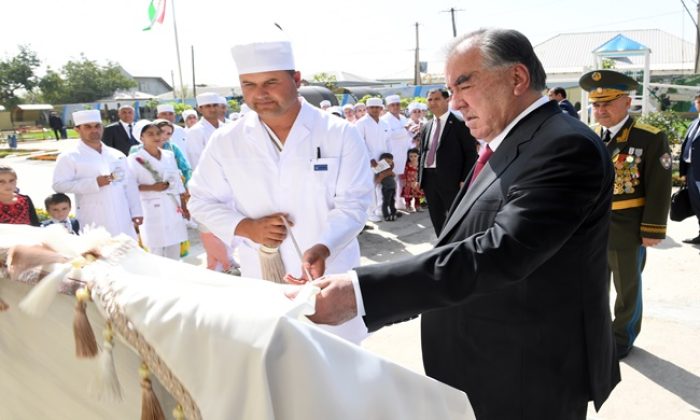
[90,322,123,401]
[172,404,185,420]
[73,287,98,358]
[0,296,8,312]
[258,245,286,284]
[140,363,165,420]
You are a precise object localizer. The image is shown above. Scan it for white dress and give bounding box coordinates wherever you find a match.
[127,148,187,249]
[52,141,142,239]
[188,99,373,344]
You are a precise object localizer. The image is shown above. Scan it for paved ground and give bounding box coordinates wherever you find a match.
[3,138,700,419]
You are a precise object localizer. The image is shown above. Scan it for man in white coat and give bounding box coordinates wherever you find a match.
[52,110,143,239]
[381,94,413,210]
[354,97,390,222]
[186,92,224,170]
[188,28,374,344]
[157,104,189,158]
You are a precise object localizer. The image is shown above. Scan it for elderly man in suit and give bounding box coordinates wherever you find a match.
[419,88,477,235]
[102,105,139,156]
[680,93,700,244]
[291,28,619,419]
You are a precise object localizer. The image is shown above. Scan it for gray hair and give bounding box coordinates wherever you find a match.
[447,29,547,92]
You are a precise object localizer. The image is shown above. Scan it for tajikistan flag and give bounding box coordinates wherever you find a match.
[143,0,166,31]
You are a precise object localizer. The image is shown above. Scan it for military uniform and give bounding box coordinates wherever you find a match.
[581,70,672,358]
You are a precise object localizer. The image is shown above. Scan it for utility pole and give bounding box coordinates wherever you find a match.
[170,70,176,100]
[696,2,700,73]
[414,22,421,86]
[442,7,464,38]
[191,46,197,99]
[171,0,185,101]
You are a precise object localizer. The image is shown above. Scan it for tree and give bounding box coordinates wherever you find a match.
[0,45,40,109]
[38,55,136,104]
[310,72,339,92]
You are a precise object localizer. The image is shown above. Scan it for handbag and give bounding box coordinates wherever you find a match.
[670,184,694,222]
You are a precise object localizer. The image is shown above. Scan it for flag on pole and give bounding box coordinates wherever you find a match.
[143,0,167,31]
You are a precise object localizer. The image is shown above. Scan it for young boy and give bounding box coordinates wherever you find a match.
[41,193,80,235]
[376,152,397,221]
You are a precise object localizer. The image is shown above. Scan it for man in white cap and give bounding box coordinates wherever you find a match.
[342,104,356,123]
[319,99,331,111]
[53,110,143,239]
[381,94,413,210]
[182,109,198,129]
[217,96,233,124]
[406,101,425,148]
[188,25,373,344]
[186,92,223,170]
[157,103,189,156]
[354,102,367,120]
[102,104,139,156]
[354,97,390,222]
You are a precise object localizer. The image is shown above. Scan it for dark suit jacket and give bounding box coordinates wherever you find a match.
[418,112,478,193]
[559,99,579,118]
[356,101,619,419]
[102,122,136,156]
[680,118,700,177]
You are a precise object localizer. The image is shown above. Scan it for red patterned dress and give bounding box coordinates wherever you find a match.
[400,164,424,209]
[0,194,40,226]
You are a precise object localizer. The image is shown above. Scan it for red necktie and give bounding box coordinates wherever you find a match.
[469,145,493,186]
[425,118,441,167]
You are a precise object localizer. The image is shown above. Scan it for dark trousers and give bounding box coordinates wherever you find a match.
[608,245,646,350]
[381,187,396,218]
[688,166,700,232]
[52,128,61,141]
[422,168,458,236]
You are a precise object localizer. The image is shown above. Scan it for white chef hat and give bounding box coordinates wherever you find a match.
[182,109,198,119]
[133,119,158,142]
[342,104,354,111]
[419,103,428,111]
[319,100,331,108]
[366,98,384,108]
[197,92,220,107]
[231,25,295,75]
[407,102,422,112]
[385,95,401,105]
[156,104,175,114]
[217,96,228,105]
[72,110,101,126]
[118,104,134,111]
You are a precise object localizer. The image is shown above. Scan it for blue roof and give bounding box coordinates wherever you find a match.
[593,34,650,54]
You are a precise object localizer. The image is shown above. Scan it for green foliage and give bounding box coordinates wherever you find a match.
[173,102,193,115]
[601,58,616,69]
[38,55,137,104]
[637,110,690,145]
[357,94,382,104]
[310,72,339,92]
[227,99,240,112]
[0,45,40,109]
[145,98,160,110]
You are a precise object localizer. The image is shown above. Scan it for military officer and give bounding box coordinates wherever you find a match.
[580,70,672,359]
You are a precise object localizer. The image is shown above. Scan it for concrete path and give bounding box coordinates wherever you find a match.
[3,138,700,419]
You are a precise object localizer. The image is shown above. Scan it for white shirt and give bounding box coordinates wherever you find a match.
[188,99,374,343]
[424,111,451,169]
[381,112,413,175]
[169,125,189,159]
[120,121,135,140]
[186,117,220,170]
[601,115,630,140]
[52,140,142,239]
[354,115,391,162]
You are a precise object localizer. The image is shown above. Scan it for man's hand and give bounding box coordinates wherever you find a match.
[285,273,358,325]
[200,231,231,271]
[132,217,143,226]
[642,237,662,247]
[235,213,291,247]
[97,175,112,187]
[285,243,330,284]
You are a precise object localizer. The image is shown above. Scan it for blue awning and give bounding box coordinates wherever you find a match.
[593,34,650,55]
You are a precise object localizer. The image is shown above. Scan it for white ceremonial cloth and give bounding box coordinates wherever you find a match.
[0,225,476,420]
[188,98,373,343]
[354,114,391,162]
[381,112,412,175]
[185,117,219,170]
[127,148,187,249]
[52,140,142,239]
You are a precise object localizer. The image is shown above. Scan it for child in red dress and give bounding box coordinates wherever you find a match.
[400,148,424,212]
[0,165,40,226]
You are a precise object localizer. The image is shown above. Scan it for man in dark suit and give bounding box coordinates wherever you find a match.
[548,86,579,118]
[48,112,66,141]
[102,105,139,156]
[419,88,477,235]
[292,29,619,419]
[680,93,700,244]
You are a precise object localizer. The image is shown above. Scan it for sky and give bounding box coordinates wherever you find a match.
[1,0,697,91]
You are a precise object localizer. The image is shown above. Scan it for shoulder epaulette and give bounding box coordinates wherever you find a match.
[634,122,662,135]
[589,123,601,132]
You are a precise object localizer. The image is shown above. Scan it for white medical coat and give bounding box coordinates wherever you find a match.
[169,125,189,161]
[185,118,220,170]
[127,148,187,249]
[188,99,373,343]
[381,113,412,175]
[52,141,142,239]
[354,115,391,162]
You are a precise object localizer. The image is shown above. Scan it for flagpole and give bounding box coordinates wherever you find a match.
[170,0,185,101]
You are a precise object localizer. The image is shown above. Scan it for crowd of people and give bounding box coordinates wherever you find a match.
[2,25,699,420]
